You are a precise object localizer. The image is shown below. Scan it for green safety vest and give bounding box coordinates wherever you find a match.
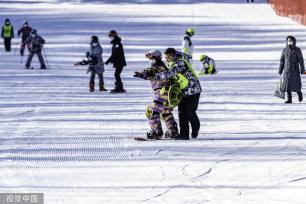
[3,24,12,38]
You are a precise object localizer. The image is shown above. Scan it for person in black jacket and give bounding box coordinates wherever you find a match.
[17,21,33,56]
[25,29,46,69]
[105,30,127,93]
[279,36,305,103]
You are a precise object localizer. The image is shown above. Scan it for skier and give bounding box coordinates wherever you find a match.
[75,36,106,92]
[247,0,254,2]
[279,36,305,103]
[198,54,217,75]
[105,30,127,93]
[1,18,14,52]
[182,28,195,63]
[25,29,46,69]
[155,48,202,140]
[17,21,33,56]
[134,50,179,139]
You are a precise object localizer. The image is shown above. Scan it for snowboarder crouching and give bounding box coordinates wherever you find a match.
[198,54,216,75]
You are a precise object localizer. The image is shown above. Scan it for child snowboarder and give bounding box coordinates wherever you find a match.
[198,54,217,75]
[74,35,106,92]
[134,50,179,140]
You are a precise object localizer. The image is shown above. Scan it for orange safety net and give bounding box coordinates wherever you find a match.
[268,0,306,25]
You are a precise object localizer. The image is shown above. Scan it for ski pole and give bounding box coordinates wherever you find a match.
[14,38,20,56]
[42,46,49,69]
[20,55,23,64]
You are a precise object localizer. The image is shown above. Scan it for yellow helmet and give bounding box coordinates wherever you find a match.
[186,28,195,36]
[199,54,206,62]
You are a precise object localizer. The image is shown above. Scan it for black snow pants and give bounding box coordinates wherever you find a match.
[3,37,11,51]
[178,93,201,138]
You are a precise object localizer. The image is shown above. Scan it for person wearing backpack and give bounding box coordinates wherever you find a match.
[24,29,46,69]
[155,48,202,140]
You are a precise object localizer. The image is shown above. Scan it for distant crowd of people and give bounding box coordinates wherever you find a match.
[1,19,46,69]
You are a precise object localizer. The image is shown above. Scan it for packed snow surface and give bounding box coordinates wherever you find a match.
[1,0,306,203]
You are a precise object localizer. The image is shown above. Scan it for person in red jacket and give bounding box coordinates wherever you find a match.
[17,21,33,56]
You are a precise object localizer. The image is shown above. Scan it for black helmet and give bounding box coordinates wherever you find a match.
[5,18,10,24]
[108,30,117,37]
[31,29,37,35]
[164,48,176,55]
[91,35,99,43]
[23,20,28,26]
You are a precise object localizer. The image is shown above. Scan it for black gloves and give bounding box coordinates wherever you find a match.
[134,71,145,79]
[145,69,155,77]
[90,56,98,65]
[86,51,90,58]
[134,68,157,80]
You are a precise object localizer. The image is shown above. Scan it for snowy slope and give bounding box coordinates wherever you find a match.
[1,0,306,203]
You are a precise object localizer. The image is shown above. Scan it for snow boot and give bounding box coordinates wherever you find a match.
[110,87,126,93]
[89,83,95,92]
[99,84,107,92]
[146,131,163,140]
[164,129,179,139]
[111,82,126,93]
[298,91,303,102]
[285,92,292,103]
[191,131,198,139]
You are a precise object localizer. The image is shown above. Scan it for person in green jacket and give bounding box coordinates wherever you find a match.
[1,18,14,52]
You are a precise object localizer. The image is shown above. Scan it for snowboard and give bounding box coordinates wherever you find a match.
[134,136,173,141]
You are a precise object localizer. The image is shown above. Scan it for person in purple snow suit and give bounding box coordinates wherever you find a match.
[134,50,179,140]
